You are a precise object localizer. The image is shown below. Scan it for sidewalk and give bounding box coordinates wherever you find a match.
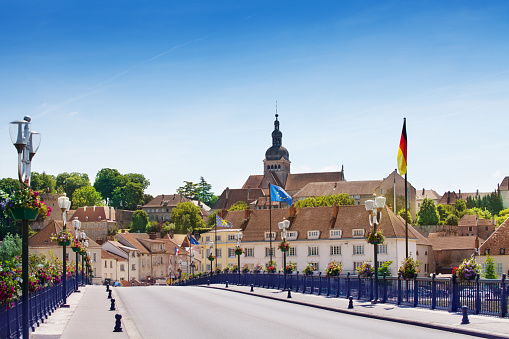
[204,283,509,339]
[31,285,135,339]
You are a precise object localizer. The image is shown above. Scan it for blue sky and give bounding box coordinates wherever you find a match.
[1,1,508,199]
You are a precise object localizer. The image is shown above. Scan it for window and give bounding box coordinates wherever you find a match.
[110,261,113,268]
[330,230,342,238]
[497,263,503,275]
[264,232,276,241]
[381,189,385,195]
[132,264,136,271]
[353,195,360,200]
[131,252,135,257]
[353,262,363,270]
[469,227,473,232]
[308,246,319,256]
[92,230,95,236]
[265,247,275,257]
[484,249,490,255]
[330,245,341,255]
[352,229,365,237]
[310,262,319,271]
[215,235,222,242]
[287,231,298,240]
[307,230,320,239]
[353,245,364,255]
[104,261,107,268]
[245,248,254,257]
[501,248,506,255]
[228,248,236,258]
[228,234,236,241]
[91,222,95,228]
[205,236,210,242]
[288,247,296,256]
[93,253,97,262]
[216,249,222,258]
[120,264,125,272]
[377,244,387,254]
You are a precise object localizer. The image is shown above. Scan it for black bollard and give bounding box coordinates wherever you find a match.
[348,296,354,309]
[461,305,469,324]
[287,289,292,298]
[113,313,122,332]
[207,280,210,286]
[110,298,116,311]
[108,290,112,299]
[106,284,110,292]
[226,281,228,288]
[250,284,254,292]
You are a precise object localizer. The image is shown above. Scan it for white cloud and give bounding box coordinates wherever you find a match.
[492,170,501,178]
[69,111,79,116]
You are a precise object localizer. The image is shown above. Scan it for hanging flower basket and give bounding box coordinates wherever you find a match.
[58,240,71,247]
[398,254,421,279]
[366,228,385,245]
[278,241,290,252]
[454,257,481,281]
[266,260,277,273]
[234,247,244,256]
[208,254,215,262]
[242,264,250,273]
[10,207,39,221]
[51,229,74,246]
[285,261,296,274]
[326,261,342,277]
[356,261,374,278]
[303,264,315,275]
[253,264,263,274]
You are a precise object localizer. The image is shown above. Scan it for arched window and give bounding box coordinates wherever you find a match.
[278,164,281,169]
[267,165,270,169]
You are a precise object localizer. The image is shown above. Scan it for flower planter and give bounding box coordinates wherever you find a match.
[72,247,80,253]
[58,240,71,246]
[10,207,39,221]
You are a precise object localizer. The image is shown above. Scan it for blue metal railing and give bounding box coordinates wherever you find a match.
[180,272,508,318]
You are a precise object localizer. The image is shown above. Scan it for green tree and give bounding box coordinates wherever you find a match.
[455,199,467,213]
[130,210,149,233]
[0,233,21,263]
[436,204,454,225]
[466,192,504,216]
[0,177,20,195]
[145,221,161,234]
[176,181,199,200]
[124,173,150,191]
[111,182,144,210]
[397,209,413,224]
[378,260,393,277]
[72,186,103,208]
[482,254,497,279]
[171,202,205,234]
[463,207,492,220]
[495,208,509,226]
[228,201,248,211]
[93,168,121,204]
[143,194,154,206]
[295,193,355,208]
[196,177,214,206]
[417,198,440,225]
[445,214,459,226]
[56,172,91,204]
[30,171,56,193]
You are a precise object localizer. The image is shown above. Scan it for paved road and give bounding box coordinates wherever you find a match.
[116,286,477,339]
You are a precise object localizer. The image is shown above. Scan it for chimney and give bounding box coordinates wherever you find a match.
[290,204,297,218]
[447,191,450,204]
[219,209,227,219]
[332,203,339,217]
[169,230,174,239]
[459,189,461,199]
[180,193,182,202]
[93,206,96,212]
[474,237,479,250]
[477,189,479,196]
[244,206,251,219]
[162,194,164,201]
[149,232,157,240]
[247,187,250,201]
[96,239,103,245]
[84,206,87,212]
[422,188,425,195]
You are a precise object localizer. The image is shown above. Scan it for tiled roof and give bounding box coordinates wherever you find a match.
[458,215,495,227]
[116,232,150,254]
[101,249,126,261]
[284,172,344,192]
[426,236,480,251]
[213,188,264,210]
[294,180,381,198]
[242,175,264,189]
[480,218,509,254]
[500,177,509,191]
[71,206,116,222]
[29,220,100,248]
[237,205,418,243]
[416,189,441,201]
[142,194,192,208]
[438,191,490,205]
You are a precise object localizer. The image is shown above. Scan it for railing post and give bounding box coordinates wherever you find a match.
[357,275,362,300]
[382,273,387,303]
[450,275,459,313]
[336,276,340,298]
[413,276,418,307]
[397,274,402,305]
[475,274,481,314]
[295,271,299,292]
[501,274,507,318]
[431,273,437,310]
[326,276,330,296]
[369,274,374,301]
[346,272,350,299]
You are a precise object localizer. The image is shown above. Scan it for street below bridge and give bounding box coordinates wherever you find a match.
[115,286,477,339]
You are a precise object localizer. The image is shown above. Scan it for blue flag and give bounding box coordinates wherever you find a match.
[189,236,200,245]
[270,184,292,205]
[216,215,232,228]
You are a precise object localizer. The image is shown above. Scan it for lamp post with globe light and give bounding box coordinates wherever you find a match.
[58,194,71,307]
[72,217,81,291]
[209,241,214,276]
[235,232,243,285]
[278,218,290,292]
[8,116,41,339]
[364,194,386,303]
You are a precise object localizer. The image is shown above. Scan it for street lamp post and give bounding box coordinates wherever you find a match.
[365,194,386,303]
[278,218,290,291]
[84,241,89,284]
[80,231,86,285]
[178,258,182,282]
[58,194,71,307]
[9,116,41,339]
[209,241,214,276]
[72,217,81,292]
[235,232,243,285]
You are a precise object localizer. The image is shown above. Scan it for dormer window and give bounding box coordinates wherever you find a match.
[330,230,342,239]
[85,216,88,221]
[352,229,365,238]
[98,216,101,221]
[286,231,298,240]
[264,232,276,241]
[501,248,505,255]
[307,230,320,239]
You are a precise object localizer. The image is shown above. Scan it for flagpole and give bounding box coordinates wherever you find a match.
[215,216,217,271]
[405,173,408,259]
[269,184,273,265]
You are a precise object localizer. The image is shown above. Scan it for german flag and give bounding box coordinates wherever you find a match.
[397,118,407,175]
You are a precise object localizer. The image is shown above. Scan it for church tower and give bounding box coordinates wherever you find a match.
[263,114,291,187]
